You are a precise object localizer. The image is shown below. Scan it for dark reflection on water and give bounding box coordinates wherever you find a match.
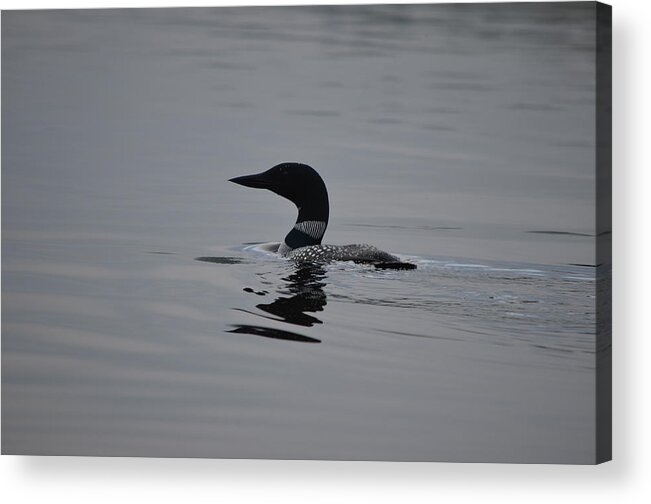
[348,223,463,231]
[195,256,246,264]
[231,264,327,343]
[227,324,321,344]
[527,230,593,237]
[255,265,327,327]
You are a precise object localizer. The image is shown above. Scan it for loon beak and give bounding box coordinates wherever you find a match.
[229,171,274,189]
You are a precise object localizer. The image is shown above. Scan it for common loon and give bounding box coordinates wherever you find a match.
[229,163,416,270]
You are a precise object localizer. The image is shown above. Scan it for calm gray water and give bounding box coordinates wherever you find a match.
[2,4,600,463]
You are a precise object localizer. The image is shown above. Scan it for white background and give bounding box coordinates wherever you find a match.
[1,0,649,502]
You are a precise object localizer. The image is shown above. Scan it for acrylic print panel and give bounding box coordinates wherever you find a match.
[1,2,611,463]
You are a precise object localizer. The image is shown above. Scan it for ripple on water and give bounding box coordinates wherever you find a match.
[216,244,597,360]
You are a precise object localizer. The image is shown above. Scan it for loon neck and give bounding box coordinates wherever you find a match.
[283,203,329,250]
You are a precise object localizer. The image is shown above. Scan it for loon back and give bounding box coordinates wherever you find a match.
[229,162,416,269]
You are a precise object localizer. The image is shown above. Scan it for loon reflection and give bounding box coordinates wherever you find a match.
[227,325,321,344]
[229,264,327,343]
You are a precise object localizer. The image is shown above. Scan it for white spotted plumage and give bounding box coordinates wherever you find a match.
[286,243,398,264]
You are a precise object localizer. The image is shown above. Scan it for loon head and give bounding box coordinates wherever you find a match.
[230,163,330,250]
[230,163,328,214]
